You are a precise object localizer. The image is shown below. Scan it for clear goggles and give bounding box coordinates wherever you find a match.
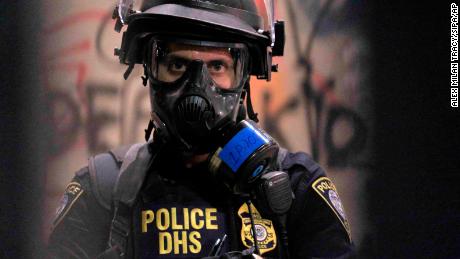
[147,38,250,90]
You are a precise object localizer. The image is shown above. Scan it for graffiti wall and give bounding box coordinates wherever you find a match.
[42,0,373,250]
[41,0,150,239]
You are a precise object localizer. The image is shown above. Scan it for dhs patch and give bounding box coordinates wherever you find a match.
[53,182,83,228]
[138,204,229,258]
[312,177,352,241]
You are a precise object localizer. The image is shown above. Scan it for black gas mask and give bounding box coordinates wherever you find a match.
[145,38,250,154]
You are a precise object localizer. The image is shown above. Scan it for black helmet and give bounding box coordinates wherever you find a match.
[114,0,285,80]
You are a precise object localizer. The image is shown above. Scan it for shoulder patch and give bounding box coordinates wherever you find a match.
[312,177,352,241]
[53,182,84,228]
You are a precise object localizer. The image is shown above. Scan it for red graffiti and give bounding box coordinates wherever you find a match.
[42,9,112,106]
[47,39,91,60]
[43,10,108,35]
[311,72,339,106]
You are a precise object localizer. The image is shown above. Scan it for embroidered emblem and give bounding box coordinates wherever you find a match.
[237,203,277,255]
[312,177,352,241]
[53,182,83,228]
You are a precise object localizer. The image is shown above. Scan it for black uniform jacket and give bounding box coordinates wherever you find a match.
[48,146,354,259]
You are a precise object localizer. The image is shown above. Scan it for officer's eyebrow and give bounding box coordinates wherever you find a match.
[164,52,234,67]
[161,54,189,63]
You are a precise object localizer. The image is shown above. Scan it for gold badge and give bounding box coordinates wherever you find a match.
[312,177,352,241]
[237,203,277,255]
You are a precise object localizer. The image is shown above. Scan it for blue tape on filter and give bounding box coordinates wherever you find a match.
[218,125,269,172]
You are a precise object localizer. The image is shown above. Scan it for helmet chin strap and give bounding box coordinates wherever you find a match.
[244,81,259,123]
[145,111,170,144]
[145,120,154,141]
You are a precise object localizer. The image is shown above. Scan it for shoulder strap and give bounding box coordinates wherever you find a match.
[88,145,131,210]
[87,142,162,259]
[277,147,324,188]
[279,147,320,173]
[108,141,163,258]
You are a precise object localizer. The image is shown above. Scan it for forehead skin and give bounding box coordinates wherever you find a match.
[166,42,233,63]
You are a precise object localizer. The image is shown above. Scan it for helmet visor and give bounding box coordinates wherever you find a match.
[148,38,249,90]
[118,0,134,24]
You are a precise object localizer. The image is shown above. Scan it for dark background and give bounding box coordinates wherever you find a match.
[363,2,460,258]
[0,1,458,258]
[0,1,46,259]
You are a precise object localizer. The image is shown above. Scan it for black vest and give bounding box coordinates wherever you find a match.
[89,143,317,259]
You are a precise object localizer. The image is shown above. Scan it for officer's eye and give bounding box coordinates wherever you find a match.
[208,60,227,73]
[167,58,188,73]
